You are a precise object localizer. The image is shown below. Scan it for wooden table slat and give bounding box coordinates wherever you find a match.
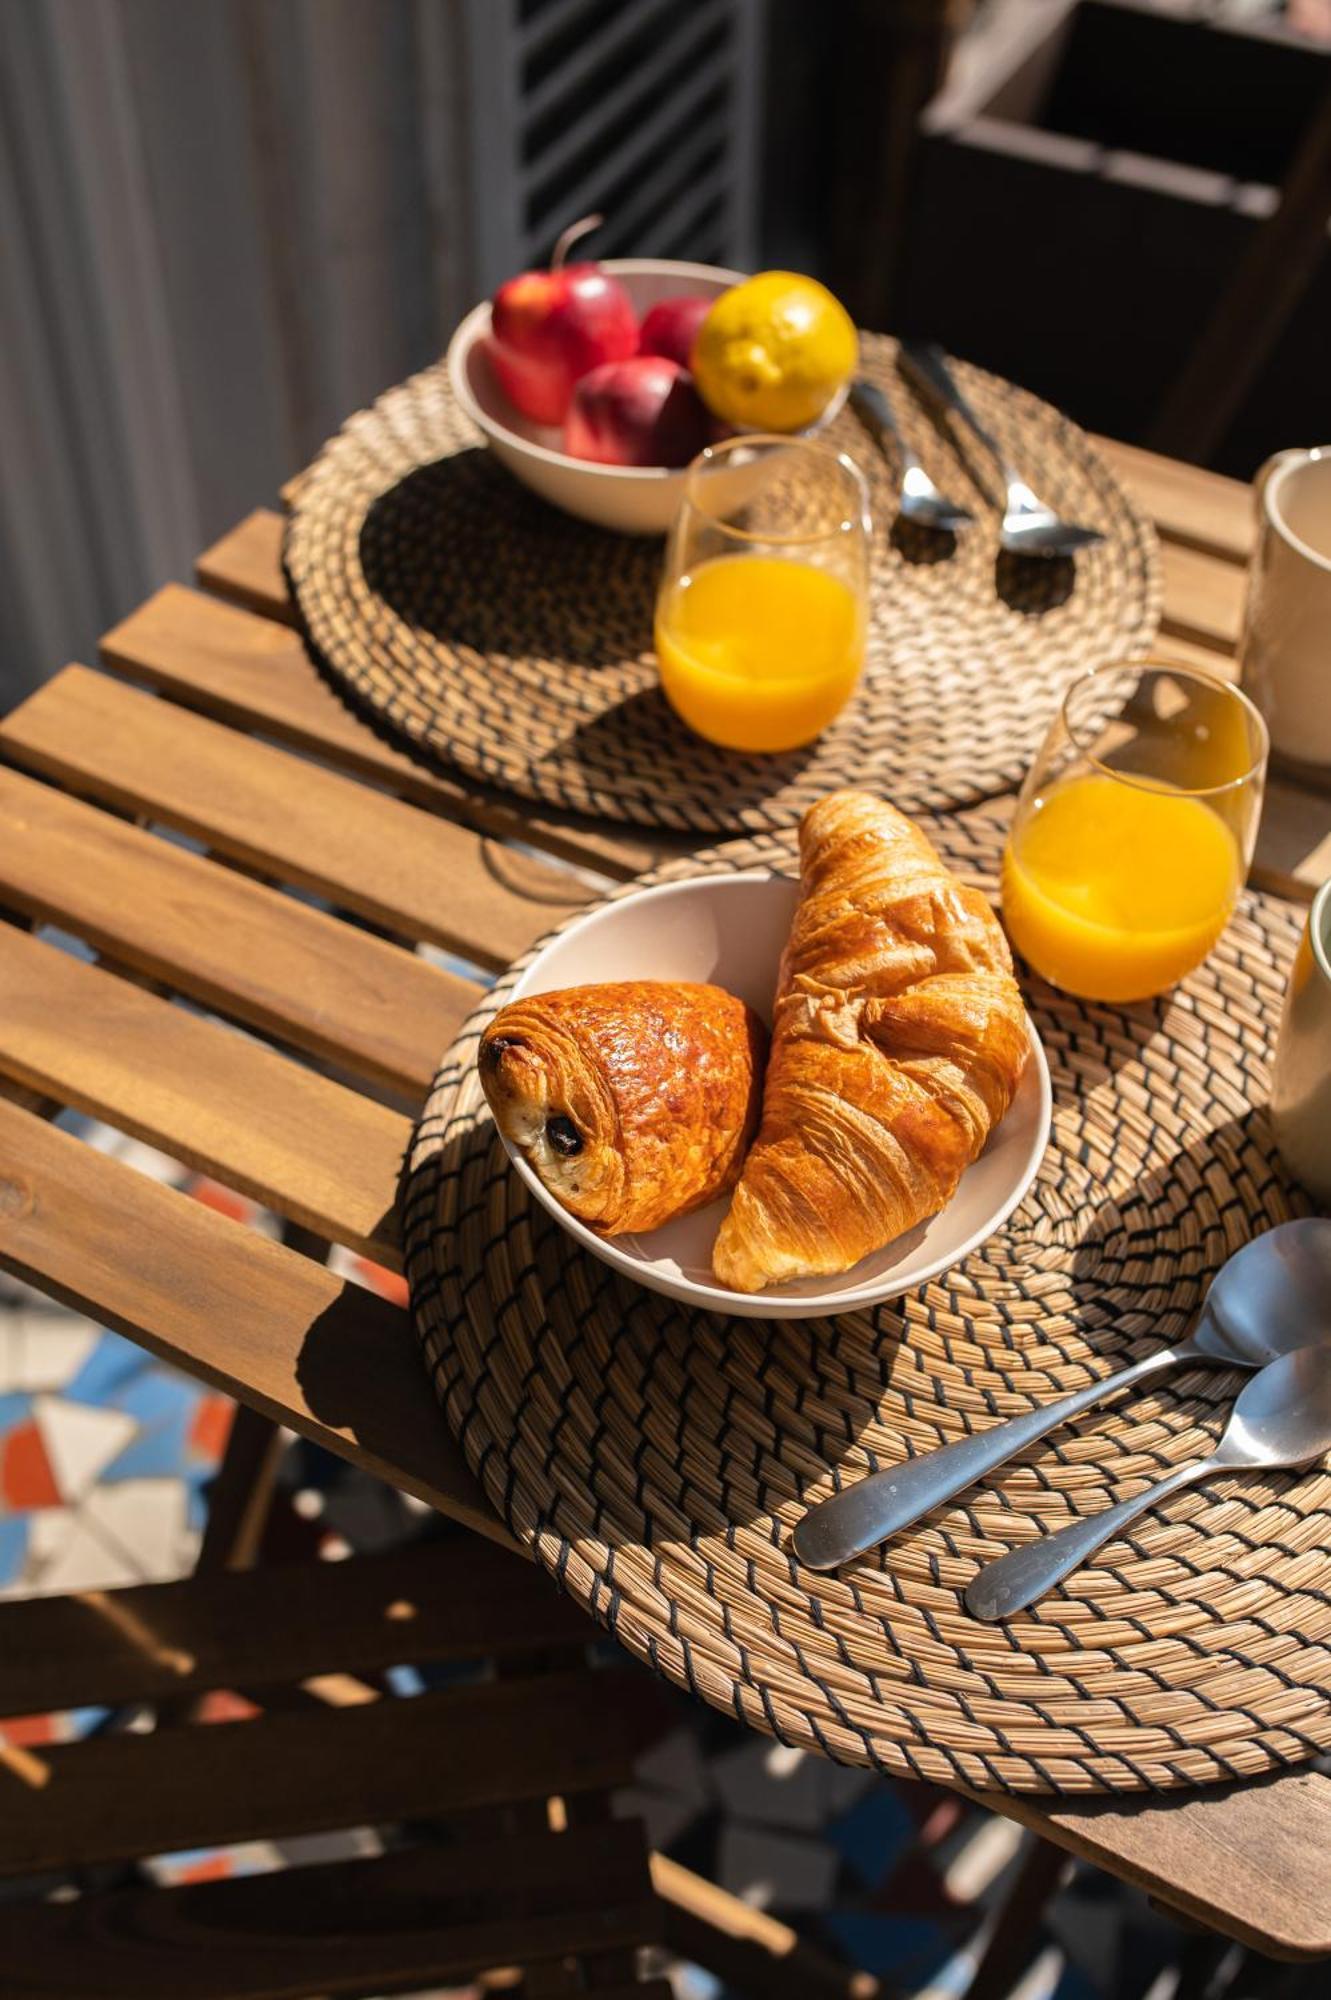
[0,922,408,1265]
[0,1097,499,1540]
[1255,777,1331,905]
[1147,631,1240,682]
[1093,435,1253,564]
[0,1671,664,1874]
[109,581,666,883]
[0,1537,588,1720]
[0,667,583,971]
[987,1766,1331,1962]
[0,1824,660,2000]
[0,768,478,1097]
[195,508,298,626]
[1158,540,1246,654]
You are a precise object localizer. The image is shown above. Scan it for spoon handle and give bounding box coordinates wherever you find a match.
[965,1457,1214,1621]
[851,380,930,484]
[792,1346,1183,1572]
[898,342,1010,478]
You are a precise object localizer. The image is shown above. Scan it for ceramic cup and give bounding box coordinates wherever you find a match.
[1239,446,1331,784]
[1271,878,1331,1208]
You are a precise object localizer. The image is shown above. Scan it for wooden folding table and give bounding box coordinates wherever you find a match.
[0,435,1327,1968]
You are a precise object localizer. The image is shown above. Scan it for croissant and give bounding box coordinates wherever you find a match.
[712,792,1029,1292]
[479,981,766,1236]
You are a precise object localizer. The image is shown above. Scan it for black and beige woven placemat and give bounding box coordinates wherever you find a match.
[287,338,1160,835]
[402,803,1324,1797]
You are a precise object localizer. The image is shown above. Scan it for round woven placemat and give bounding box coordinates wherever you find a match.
[402,807,1323,1796]
[286,338,1160,834]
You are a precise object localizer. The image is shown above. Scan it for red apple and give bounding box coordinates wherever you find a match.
[487,215,637,427]
[563,356,713,468]
[638,294,714,370]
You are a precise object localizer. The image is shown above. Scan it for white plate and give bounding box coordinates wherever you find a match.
[495,871,1052,1319]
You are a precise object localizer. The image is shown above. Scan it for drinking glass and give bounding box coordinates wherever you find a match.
[654,434,871,754]
[1002,661,1268,1003]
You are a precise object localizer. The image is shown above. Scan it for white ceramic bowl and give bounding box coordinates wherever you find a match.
[492,872,1052,1319]
[445,259,847,535]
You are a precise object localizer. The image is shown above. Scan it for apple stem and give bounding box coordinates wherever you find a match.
[551,213,603,270]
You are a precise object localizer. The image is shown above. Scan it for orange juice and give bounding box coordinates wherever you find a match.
[655,555,864,753]
[1002,772,1241,1002]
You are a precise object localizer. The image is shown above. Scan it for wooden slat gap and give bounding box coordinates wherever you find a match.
[111,576,670,883]
[0,667,586,971]
[0,925,408,1266]
[0,764,481,1099]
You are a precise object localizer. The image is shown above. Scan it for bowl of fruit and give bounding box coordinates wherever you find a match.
[446,218,858,534]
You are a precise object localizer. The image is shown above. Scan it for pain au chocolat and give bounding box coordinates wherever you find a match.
[479,980,766,1235]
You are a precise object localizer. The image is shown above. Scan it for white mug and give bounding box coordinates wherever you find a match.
[1272,878,1331,1208]
[1239,446,1331,782]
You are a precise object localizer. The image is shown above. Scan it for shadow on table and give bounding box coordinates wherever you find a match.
[995,548,1076,615]
[1060,1100,1310,1445]
[889,516,963,566]
[542,682,820,832]
[1068,1105,1294,1306]
[362,450,827,831]
[360,450,661,672]
[291,1235,501,1528]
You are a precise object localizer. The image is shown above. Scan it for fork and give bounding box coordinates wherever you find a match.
[898,342,1104,558]
[849,378,973,534]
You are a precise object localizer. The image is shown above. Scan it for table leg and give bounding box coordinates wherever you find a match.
[194,1400,285,1572]
[195,1214,328,1574]
[963,1834,1071,2000]
[653,1850,881,2000]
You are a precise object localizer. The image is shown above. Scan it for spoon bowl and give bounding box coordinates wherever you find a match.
[967,1342,1331,1620]
[1193,1216,1331,1365]
[1221,1343,1331,1468]
[794,1219,1331,1572]
[849,378,973,535]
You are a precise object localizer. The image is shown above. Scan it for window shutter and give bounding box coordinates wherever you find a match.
[462,0,763,292]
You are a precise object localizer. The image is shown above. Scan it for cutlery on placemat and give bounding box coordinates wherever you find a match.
[898,340,1105,558]
[792,1218,1331,1574]
[849,378,973,534]
[966,1343,1331,1619]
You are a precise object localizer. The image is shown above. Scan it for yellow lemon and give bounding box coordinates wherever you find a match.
[691,272,858,433]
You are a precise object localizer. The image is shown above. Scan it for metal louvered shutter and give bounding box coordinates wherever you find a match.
[462,0,764,292]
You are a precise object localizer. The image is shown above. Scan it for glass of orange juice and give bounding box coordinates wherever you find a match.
[654,435,870,753]
[1002,661,1268,1004]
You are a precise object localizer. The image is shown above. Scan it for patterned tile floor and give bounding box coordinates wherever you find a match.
[0,1119,1319,2000]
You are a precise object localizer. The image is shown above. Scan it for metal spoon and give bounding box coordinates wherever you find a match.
[966,1342,1331,1620]
[792,1219,1331,1574]
[898,341,1104,557]
[849,379,974,533]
